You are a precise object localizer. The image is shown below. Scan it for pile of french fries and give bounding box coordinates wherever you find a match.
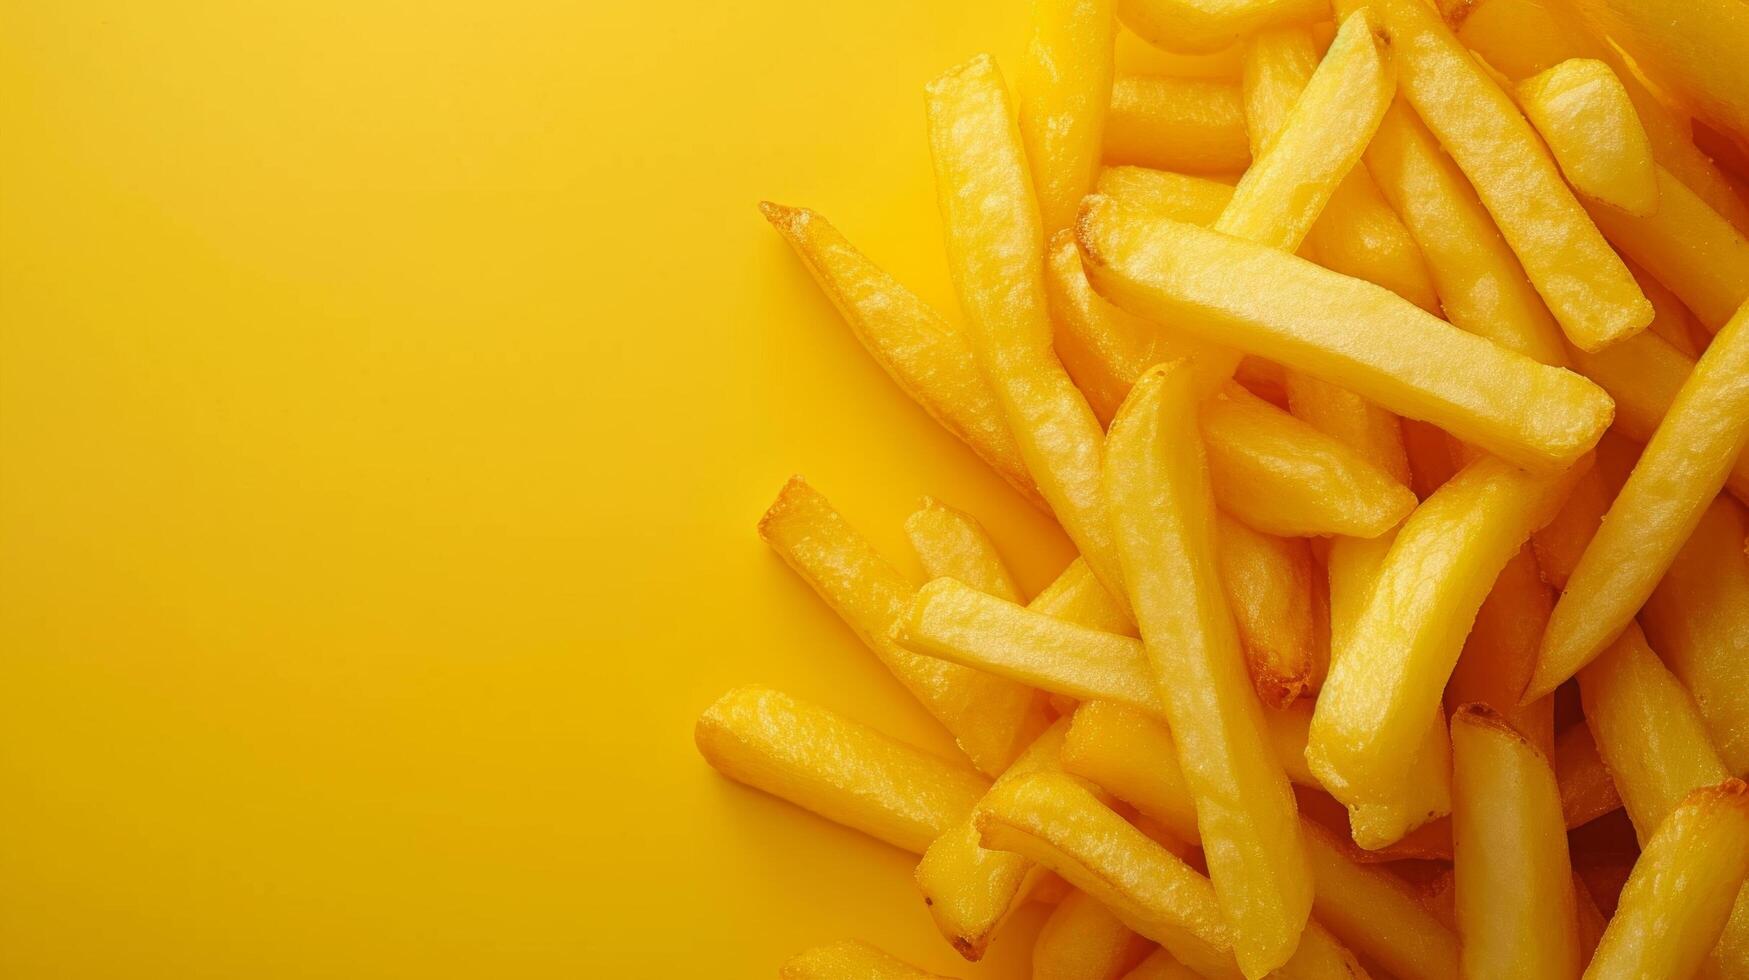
[701,0,1749,975]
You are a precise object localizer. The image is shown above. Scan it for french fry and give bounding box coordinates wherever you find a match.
[1062,701,1201,841]
[1633,260,1704,358]
[1215,512,1315,707]
[928,55,1128,609]
[695,686,989,854]
[1033,890,1152,980]
[1030,558,1136,636]
[1105,364,1310,977]
[760,478,1048,774]
[1310,455,1586,827]
[1530,462,1615,589]
[1341,0,1651,352]
[1516,58,1657,215]
[1530,300,1749,700]
[760,203,1040,507]
[1447,546,1557,756]
[916,719,1071,960]
[780,940,952,980]
[1103,74,1251,174]
[904,498,1024,604]
[1302,160,1443,318]
[1573,871,1607,964]
[1075,195,1615,470]
[1115,0,1326,54]
[1583,166,1749,332]
[1449,705,1583,980]
[1020,0,1116,234]
[1584,780,1749,980]
[1640,495,1749,776]
[1120,949,1200,980]
[1554,720,1622,829]
[1095,166,1234,224]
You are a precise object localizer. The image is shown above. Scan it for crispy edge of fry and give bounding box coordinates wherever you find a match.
[1216,512,1315,707]
[905,497,1025,604]
[695,686,990,855]
[1103,73,1251,174]
[780,940,952,980]
[1019,0,1117,234]
[1516,58,1658,216]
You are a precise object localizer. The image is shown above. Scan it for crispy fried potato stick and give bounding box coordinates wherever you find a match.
[1447,546,1557,756]
[1034,890,1151,980]
[928,55,1127,610]
[1216,512,1314,707]
[695,686,989,854]
[905,498,1024,604]
[1450,705,1583,980]
[1554,721,1621,830]
[1584,780,1749,980]
[760,478,1047,774]
[760,203,1040,507]
[1633,260,1704,358]
[1530,461,1615,590]
[1030,558,1135,636]
[1584,167,1749,333]
[1062,701,1202,840]
[1310,455,1586,821]
[1096,166,1235,224]
[1104,74,1251,174]
[1342,0,1651,351]
[1531,301,1749,699]
[1115,0,1326,54]
[1517,58,1657,215]
[1105,364,1310,977]
[916,719,1070,960]
[1121,949,1200,980]
[1076,195,1615,469]
[780,940,951,980]
[1020,0,1116,233]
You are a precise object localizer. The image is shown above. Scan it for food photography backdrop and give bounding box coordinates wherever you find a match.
[2,1,1078,976]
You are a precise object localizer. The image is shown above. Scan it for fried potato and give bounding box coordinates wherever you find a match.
[1115,0,1326,54]
[904,498,1025,604]
[1119,949,1200,980]
[1553,720,1622,829]
[1215,512,1315,707]
[780,940,952,980]
[1020,0,1116,233]
[1030,558,1136,636]
[1033,890,1152,980]
[1447,546,1557,757]
[1104,74,1251,174]
[1096,166,1235,223]
[1517,58,1657,215]
[1583,166,1749,332]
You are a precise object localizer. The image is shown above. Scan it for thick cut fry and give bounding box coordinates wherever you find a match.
[1302,164,1443,319]
[1105,364,1309,977]
[760,479,1048,774]
[1584,780,1749,980]
[1103,75,1251,174]
[1115,0,1327,54]
[1344,0,1651,351]
[1365,102,1566,366]
[928,56,1126,607]
[1096,166,1235,224]
[1121,950,1200,980]
[1216,513,1314,707]
[1076,195,1615,469]
[905,498,1024,604]
[1531,301,1749,699]
[1310,455,1586,819]
[1020,0,1116,233]
[915,720,1071,960]
[1517,59,1657,215]
[1641,496,1749,776]
[695,687,989,854]
[1450,705,1583,980]
[1584,166,1749,332]
[1447,546,1557,756]
[1555,721,1622,829]
[780,940,951,980]
[1030,558,1135,635]
[1033,890,1151,980]
[760,203,1039,506]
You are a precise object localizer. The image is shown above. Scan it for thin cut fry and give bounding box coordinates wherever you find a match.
[760,478,1048,774]
[1033,890,1151,980]
[1105,364,1310,977]
[1115,0,1327,54]
[1020,0,1116,233]
[695,686,989,854]
[780,940,951,980]
[1342,0,1651,351]
[1516,58,1657,215]
[1584,780,1749,980]
[1076,195,1615,470]
[1531,300,1749,700]
[928,56,1127,607]
[1554,720,1622,829]
[1584,166,1749,332]
[1104,74,1251,175]
[1450,705,1583,980]
[905,498,1024,604]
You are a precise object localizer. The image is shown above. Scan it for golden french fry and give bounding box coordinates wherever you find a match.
[1105,364,1310,977]
[1530,463,1615,589]
[1450,704,1583,980]
[1115,0,1326,54]
[915,719,1070,960]
[1120,949,1200,980]
[1632,259,1704,357]
[780,940,952,980]
[1020,0,1116,233]
[1641,495,1749,776]
[905,497,1024,604]
[760,203,1040,507]
[1216,512,1314,707]
[1517,58,1657,215]
[1554,720,1622,829]
[1075,195,1615,470]
[1342,0,1651,352]
[1310,455,1586,822]
[1530,300,1749,700]
[1096,165,1235,224]
[1062,700,1201,840]
[695,686,989,854]
[1584,780,1749,980]
[1104,74,1251,174]
[1030,558,1136,636]
[760,478,1047,774]
[1447,546,1557,756]
[1302,161,1443,317]
[1584,166,1749,333]
[1033,890,1151,980]
[928,55,1127,609]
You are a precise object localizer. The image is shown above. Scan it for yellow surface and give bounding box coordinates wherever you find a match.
[0,1,1080,976]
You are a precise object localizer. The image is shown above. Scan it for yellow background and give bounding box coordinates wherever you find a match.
[0,1,1107,976]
